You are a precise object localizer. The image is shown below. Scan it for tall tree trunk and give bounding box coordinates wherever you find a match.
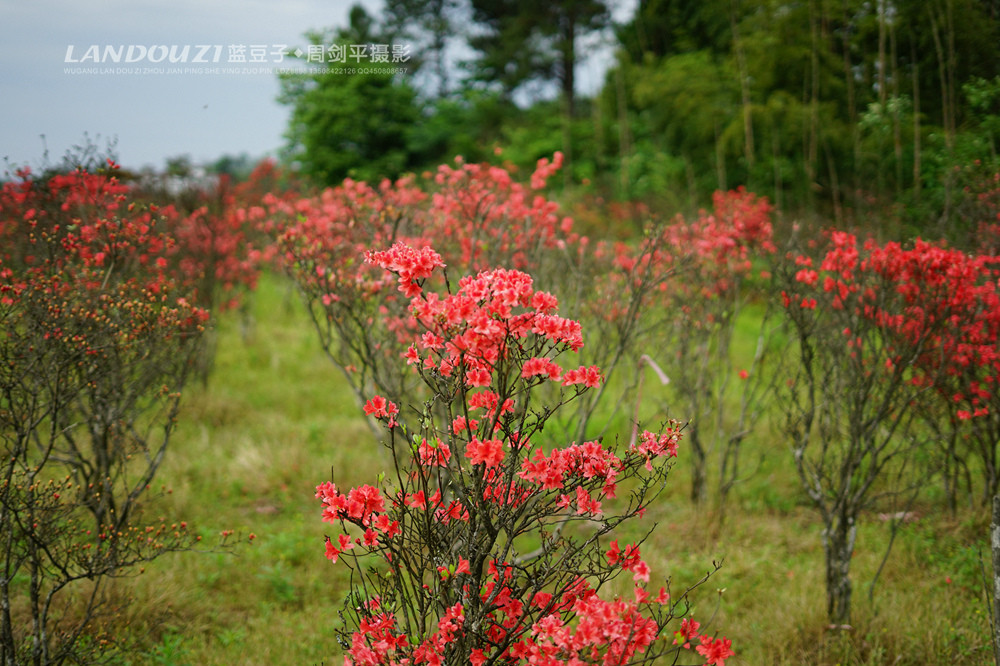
[825,136,844,226]
[689,427,708,505]
[616,64,631,198]
[560,6,577,188]
[730,0,755,174]
[875,0,888,201]
[929,0,957,232]
[806,0,821,208]
[715,117,728,191]
[431,0,449,98]
[841,0,861,214]
[912,39,922,203]
[890,15,903,197]
[877,0,887,108]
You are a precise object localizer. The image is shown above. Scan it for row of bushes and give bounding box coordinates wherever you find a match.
[1,154,998,663]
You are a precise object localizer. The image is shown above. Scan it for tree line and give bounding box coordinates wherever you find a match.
[278,0,1000,242]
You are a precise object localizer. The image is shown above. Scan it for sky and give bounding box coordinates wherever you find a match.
[0,0,631,174]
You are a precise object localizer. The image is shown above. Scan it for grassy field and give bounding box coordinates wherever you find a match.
[109,273,992,665]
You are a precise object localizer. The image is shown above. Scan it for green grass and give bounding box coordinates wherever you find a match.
[100,273,990,665]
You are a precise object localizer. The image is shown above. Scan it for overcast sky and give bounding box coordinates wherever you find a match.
[1,0,630,173]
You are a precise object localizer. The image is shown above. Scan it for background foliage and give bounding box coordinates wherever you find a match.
[279,0,1000,244]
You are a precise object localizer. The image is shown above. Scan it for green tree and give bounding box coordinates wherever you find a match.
[608,0,1000,223]
[278,5,421,184]
[630,50,737,197]
[466,0,611,114]
[405,90,512,165]
[616,0,731,62]
[467,0,610,176]
[466,0,554,101]
[383,0,461,97]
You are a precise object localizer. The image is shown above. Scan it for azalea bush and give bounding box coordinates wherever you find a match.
[315,242,733,665]
[862,239,1000,507]
[0,163,224,664]
[653,187,781,507]
[165,176,267,315]
[776,229,1000,624]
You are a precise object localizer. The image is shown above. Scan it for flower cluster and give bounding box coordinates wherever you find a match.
[672,618,736,666]
[366,243,589,389]
[254,153,691,454]
[662,187,775,299]
[788,232,1000,420]
[1,162,269,317]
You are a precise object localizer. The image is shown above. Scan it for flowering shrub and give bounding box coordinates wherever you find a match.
[788,232,1000,499]
[654,188,779,506]
[167,181,267,314]
[316,243,733,665]
[858,238,1000,504]
[778,228,1000,623]
[0,162,217,663]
